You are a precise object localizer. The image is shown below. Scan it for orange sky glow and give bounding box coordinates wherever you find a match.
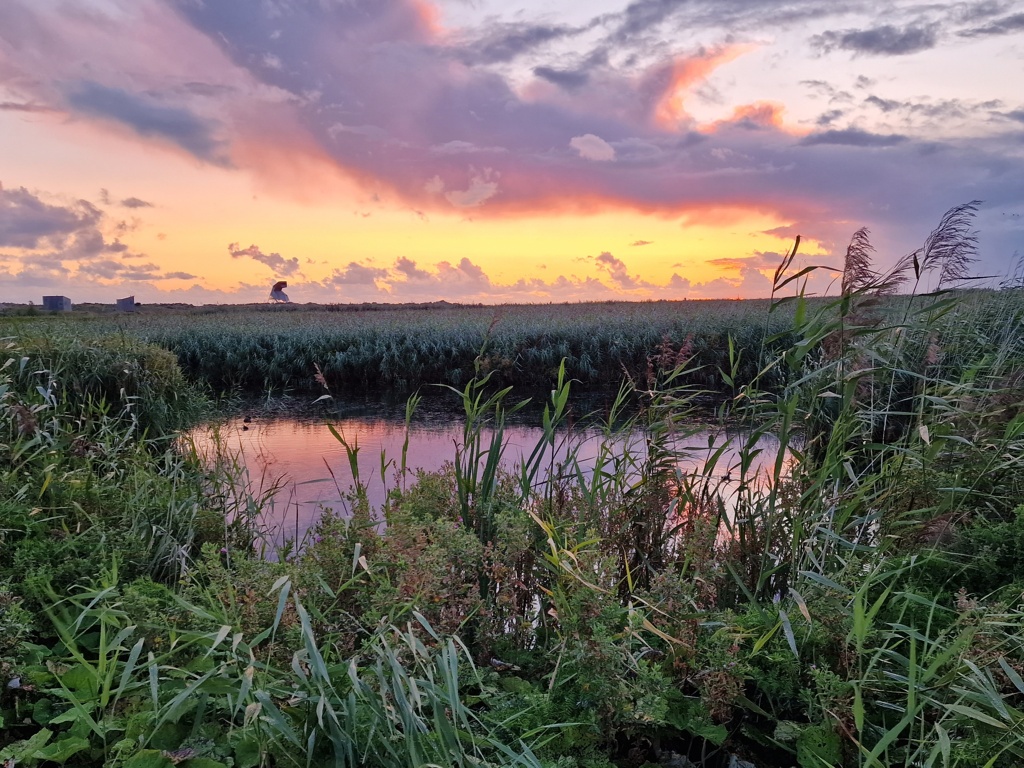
[0,0,1020,304]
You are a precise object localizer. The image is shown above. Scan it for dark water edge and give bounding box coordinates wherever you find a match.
[216,385,648,428]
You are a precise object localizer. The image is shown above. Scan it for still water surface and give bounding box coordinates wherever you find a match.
[189,397,781,550]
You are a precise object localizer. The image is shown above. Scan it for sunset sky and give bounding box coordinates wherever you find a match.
[1,0,1022,304]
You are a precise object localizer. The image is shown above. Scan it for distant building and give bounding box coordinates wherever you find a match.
[116,296,137,312]
[42,296,72,311]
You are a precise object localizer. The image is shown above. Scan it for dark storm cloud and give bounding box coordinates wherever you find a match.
[812,24,939,56]
[958,12,1024,37]
[64,81,226,163]
[228,243,301,276]
[801,129,908,147]
[0,186,100,249]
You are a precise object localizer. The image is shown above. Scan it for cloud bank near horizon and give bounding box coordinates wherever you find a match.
[1,182,821,304]
[0,184,196,292]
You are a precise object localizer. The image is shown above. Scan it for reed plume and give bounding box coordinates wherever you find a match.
[841,226,877,296]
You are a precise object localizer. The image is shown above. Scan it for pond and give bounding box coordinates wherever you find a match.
[188,394,782,552]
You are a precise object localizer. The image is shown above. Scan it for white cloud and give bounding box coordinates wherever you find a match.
[570,133,616,162]
[445,170,499,208]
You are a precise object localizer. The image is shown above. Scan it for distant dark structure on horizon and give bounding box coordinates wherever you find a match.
[116,296,137,312]
[269,280,290,302]
[42,295,72,311]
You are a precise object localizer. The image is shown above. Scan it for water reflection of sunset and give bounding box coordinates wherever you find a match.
[190,413,783,554]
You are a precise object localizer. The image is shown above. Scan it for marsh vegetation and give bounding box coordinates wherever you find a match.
[3,205,1024,767]
[9,297,801,397]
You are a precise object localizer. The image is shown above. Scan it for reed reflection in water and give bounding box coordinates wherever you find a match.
[190,412,781,552]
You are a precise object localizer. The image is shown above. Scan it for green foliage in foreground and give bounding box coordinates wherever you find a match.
[0,335,541,767]
[3,223,1024,764]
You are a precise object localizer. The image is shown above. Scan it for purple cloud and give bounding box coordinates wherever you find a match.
[801,129,908,147]
[594,251,643,289]
[327,262,388,285]
[394,256,433,281]
[121,197,154,209]
[65,81,227,164]
[228,243,301,276]
[812,24,939,56]
[0,186,100,249]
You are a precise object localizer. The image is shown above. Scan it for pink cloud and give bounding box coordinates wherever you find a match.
[228,243,301,277]
[593,251,644,290]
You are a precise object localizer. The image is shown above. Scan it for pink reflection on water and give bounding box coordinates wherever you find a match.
[190,414,782,553]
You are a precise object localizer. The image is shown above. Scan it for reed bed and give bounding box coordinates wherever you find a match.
[14,299,802,395]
